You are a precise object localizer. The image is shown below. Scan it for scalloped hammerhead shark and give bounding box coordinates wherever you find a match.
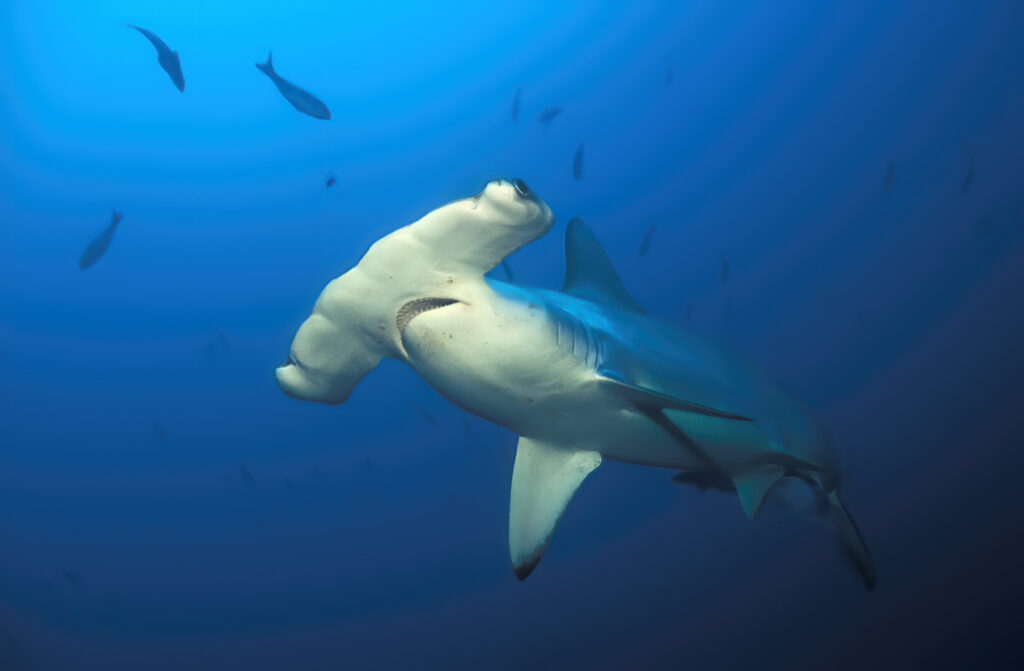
[276,178,875,590]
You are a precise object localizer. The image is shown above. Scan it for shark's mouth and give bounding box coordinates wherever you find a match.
[396,297,460,335]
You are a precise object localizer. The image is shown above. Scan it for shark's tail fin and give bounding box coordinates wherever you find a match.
[255,52,275,77]
[112,209,123,225]
[825,490,876,591]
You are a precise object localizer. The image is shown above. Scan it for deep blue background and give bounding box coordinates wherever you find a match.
[1,1,1022,668]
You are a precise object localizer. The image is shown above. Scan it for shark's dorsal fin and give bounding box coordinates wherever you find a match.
[562,217,645,313]
[509,437,601,580]
[733,465,786,518]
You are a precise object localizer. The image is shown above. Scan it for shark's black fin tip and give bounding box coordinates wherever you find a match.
[513,555,541,581]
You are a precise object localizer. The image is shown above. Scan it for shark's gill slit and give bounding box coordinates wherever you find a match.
[396,297,460,334]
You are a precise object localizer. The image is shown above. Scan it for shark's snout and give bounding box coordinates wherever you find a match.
[276,363,344,404]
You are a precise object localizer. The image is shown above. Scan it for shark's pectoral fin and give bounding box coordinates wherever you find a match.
[562,217,646,313]
[733,465,786,518]
[509,437,601,580]
[599,368,754,421]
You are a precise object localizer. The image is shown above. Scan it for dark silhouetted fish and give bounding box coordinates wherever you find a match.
[130,26,184,92]
[411,403,437,426]
[151,422,168,443]
[664,64,674,87]
[501,259,516,282]
[511,88,522,122]
[883,160,894,193]
[573,143,584,180]
[239,463,255,486]
[61,570,82,586]
[720,255,730,284]
[78,210,124,270]
[255,53,331,120]
[537,106,562,124]
[203,331,230,362]
[972,214,991,238]
[325,173,336,188]
[637,224,656,257]
[961,143,975,195]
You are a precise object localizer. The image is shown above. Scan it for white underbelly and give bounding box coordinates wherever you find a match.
[399,299,704,471]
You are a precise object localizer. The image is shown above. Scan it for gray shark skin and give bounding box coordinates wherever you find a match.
[130,26,184,92]
[78,210,123,270]
[256,53,331,120]
[276,180,875,590]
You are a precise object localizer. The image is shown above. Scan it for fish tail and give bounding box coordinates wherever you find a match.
[256,52,275,76]
[112,209,124,225]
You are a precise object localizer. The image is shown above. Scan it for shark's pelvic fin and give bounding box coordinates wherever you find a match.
[562,217,645,314]
[599,367,754,421]
[733,465,786,518]
[509,437,601,580]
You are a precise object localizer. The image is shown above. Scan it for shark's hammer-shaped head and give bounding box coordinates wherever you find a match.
[276,178,554,405]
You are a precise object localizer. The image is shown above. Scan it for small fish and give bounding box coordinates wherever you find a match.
[511,88,522,122]
[203,331,230,361]
[151,422,168,443]
[130,26,184,92]
[411,403,437,426]
[78,209,124,270]
[325,173,336,188]
[664,64,675,87]
[720,255,730,284]
[960,143,975,195]
[239,463,255,486]
[61,570,82,586]
[883,160,894,193]
[537,106,562,124]
[573,143,584,180]
[972,214,991,238]
[255,52,331,120]
[637,224,656,257]
[501,259,516,282]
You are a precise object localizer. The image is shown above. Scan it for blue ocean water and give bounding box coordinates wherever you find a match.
[1,1,1023,668]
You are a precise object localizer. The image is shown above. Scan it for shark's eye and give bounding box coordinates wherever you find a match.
[512,178,530,197]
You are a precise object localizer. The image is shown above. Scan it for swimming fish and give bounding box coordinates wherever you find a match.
[325,173,336,188]
[255,53,331,120]
[511,88,522,122]
[130,26,184,92]
[573,143,584,180]
[202,331,230,362]
[277,180,875,589]
[411,403,437,426]
[638,224,656,257]
[883,160,894,193]
[961,143,975,195]
[78,210,124,270]
[537,106,562,124]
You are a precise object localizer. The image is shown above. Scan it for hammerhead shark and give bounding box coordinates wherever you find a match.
[277,179,875,590]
